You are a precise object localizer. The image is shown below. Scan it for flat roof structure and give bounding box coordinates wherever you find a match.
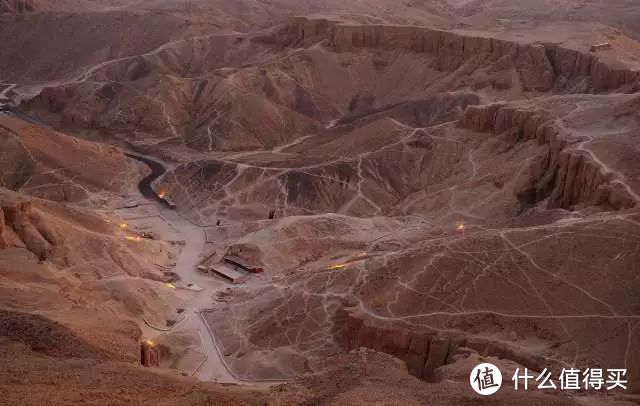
[212,263,248,284]
[223,256,253,270]
[163,196,177,209]
[223,256,263,273]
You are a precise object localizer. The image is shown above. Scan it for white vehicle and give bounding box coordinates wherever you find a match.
[124,199,139,208]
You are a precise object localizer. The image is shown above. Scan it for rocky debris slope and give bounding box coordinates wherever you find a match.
[159,94,640,224]
[0,338,266,406]
[208,209,640,391]
[22,14,639,157]
[0,186,177,372]
[0,115,139,202]
[198,90,640,391]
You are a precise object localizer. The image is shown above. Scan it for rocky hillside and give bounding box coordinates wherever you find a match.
[1,1,640,404]
[0,115,140,203]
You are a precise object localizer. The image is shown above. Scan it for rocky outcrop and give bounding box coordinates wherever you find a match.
[547,150,635,210]
[0,0,36,13]
[458,103,636,211]
[345,311,548,381]
[1,201,55,260]
[140,341,160,367]
[545,46,640,93]
[279,17,335,47]
[281,18,640,93]
[0,208,7,249]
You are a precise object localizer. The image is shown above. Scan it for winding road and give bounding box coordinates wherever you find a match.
[0,98,242,383]
[125,153,239,383]
[125,153,166,200]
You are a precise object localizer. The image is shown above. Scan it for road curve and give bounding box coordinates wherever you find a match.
[124,152,166,200]
[126,152,239,384]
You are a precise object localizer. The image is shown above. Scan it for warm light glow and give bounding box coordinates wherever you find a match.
[457,223,465,231]
[125,235,141,242]
[165,282,176,289]
[158,190,167,199]
[119,223,128,229]
[327,264,347,270]
[146,339,155,347]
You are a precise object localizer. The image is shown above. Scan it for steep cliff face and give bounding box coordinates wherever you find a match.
[0,208,7,249]
[281,18,640,94]
[1,201,56,260]
[345,311,549,382]
[0,0,36,12]
[544,46,640,92]
[458,103,636,211]
[279,16,336,47]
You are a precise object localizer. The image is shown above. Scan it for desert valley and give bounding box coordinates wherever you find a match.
[1,0,640,404]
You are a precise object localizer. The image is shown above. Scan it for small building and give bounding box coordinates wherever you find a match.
[162,196,177,209]
[212,263,249,284]
[590,42,612,52]
[124,199,139,208]
[223,256,264,273]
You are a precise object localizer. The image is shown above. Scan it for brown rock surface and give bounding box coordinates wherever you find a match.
[2,1,640,404]
[2,202,52,260]
[0,115,140,203]
[0,207,6,249]
[0,339,265,406]
[199,92,640,391]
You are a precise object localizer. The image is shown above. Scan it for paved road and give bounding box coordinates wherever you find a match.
[162,210,238,382]
[129,155,238,383]
[125,153,167,200]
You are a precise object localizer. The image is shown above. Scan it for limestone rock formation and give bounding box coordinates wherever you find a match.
[0,0,36,13]
[284,17,640,93]
[345,309,549,382]
[0,207,6,249]
[1,202,53,260]
[459,101,637,210]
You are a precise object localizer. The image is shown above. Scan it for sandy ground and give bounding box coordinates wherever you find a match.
[158,208,238,382]
[112,186,270,383]
[116,198,240,382]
